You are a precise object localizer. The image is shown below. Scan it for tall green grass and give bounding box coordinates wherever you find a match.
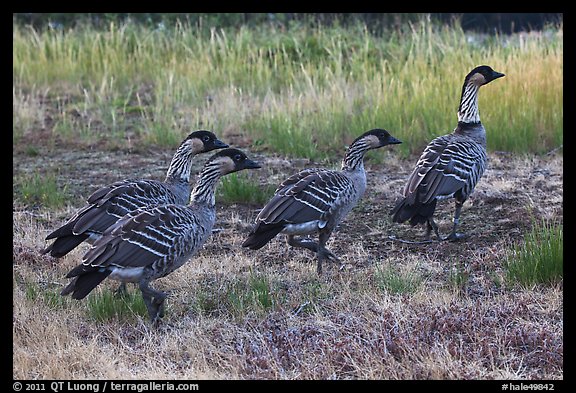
[14,171,69,209]
[192,270,280,318]
[24,281,70,309]
[374,263,422,295]
[217,172,275,205]
[505,220,563,287]
[86,289,148,322]
[13,19,563,156]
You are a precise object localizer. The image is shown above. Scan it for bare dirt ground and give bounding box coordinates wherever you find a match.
[13,144,563,380]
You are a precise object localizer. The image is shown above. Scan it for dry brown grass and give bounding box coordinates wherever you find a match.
[13,147,563,380]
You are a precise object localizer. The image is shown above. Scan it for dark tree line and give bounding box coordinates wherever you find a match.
[13,13,562,34]
[435,13,562,33]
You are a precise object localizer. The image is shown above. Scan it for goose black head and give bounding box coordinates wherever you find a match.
[465,65,505,86]
[355,128,402,149]
[184,130,229,154]
[206,148,261,175]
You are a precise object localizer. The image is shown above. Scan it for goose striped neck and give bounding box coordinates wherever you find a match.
[190,161,222,206]
[457,80,482,124]
[341,139,370,171]
[165,142,194,184]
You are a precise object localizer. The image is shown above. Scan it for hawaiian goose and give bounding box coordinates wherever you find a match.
[43,130,228,258]
[390,65,505,241]
[242,129,401,274]
[61,148,261,325]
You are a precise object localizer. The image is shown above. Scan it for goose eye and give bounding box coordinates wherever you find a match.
[202,135,210,142]
[234,154,242,161]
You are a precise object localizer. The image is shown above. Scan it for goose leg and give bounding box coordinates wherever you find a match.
[114,282,128,298]
[316,231,339,275]
[287,235,319,253]
[139,281,167,326]
[444,200,466,241]
[426,217,442,241]
[287,234,339,275]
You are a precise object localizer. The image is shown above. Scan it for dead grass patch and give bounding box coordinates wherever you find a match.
[13,148,562,379]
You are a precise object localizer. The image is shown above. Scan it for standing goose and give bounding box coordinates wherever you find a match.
[42,130,228,258]
[390,65,505,241]
[61,148,261,325]
[242,129,401,274]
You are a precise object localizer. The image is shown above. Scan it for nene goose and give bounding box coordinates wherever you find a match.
[43,130,228,258]
[390,65,505,241]
[242,129,401,274]
[61,148,261,325]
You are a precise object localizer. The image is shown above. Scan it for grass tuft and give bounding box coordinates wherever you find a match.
[217,172,275,205]
[86,288,148,322]
[25,281,69,309]
[447,264,470,294]
[505,220,563,287]
[191,271,280,318]
[226,271,278,317]
[374,264,421,295]
[15,171,69,209]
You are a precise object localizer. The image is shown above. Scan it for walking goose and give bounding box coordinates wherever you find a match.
[390,65,505,241]
[242,129,401,274]
[61,148,261,325]
[43,130,228,258]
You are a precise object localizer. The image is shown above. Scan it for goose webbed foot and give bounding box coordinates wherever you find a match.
[443,232,468,242]
[319,248,340,263]
[425,218,442,241]
[139,282,167,327]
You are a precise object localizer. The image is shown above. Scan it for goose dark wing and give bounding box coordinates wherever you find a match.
[403,135,487,204]
[272,168,323,194]
[72,180,178,235]
[73,205,198,275]
[44,179,134,240]
[256,169,353,226]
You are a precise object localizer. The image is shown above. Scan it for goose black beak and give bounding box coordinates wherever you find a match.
[213,139,229,149]
[243,159,261,169]
[492,71,505,80]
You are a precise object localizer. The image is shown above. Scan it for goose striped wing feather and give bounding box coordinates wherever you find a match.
[272,168,323,194]
[70,205,207,276]
[256,168,353,226]
[44,179,134,240]
[73,180,181,236]
[404,134,487,204]
[86,179,135,204]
